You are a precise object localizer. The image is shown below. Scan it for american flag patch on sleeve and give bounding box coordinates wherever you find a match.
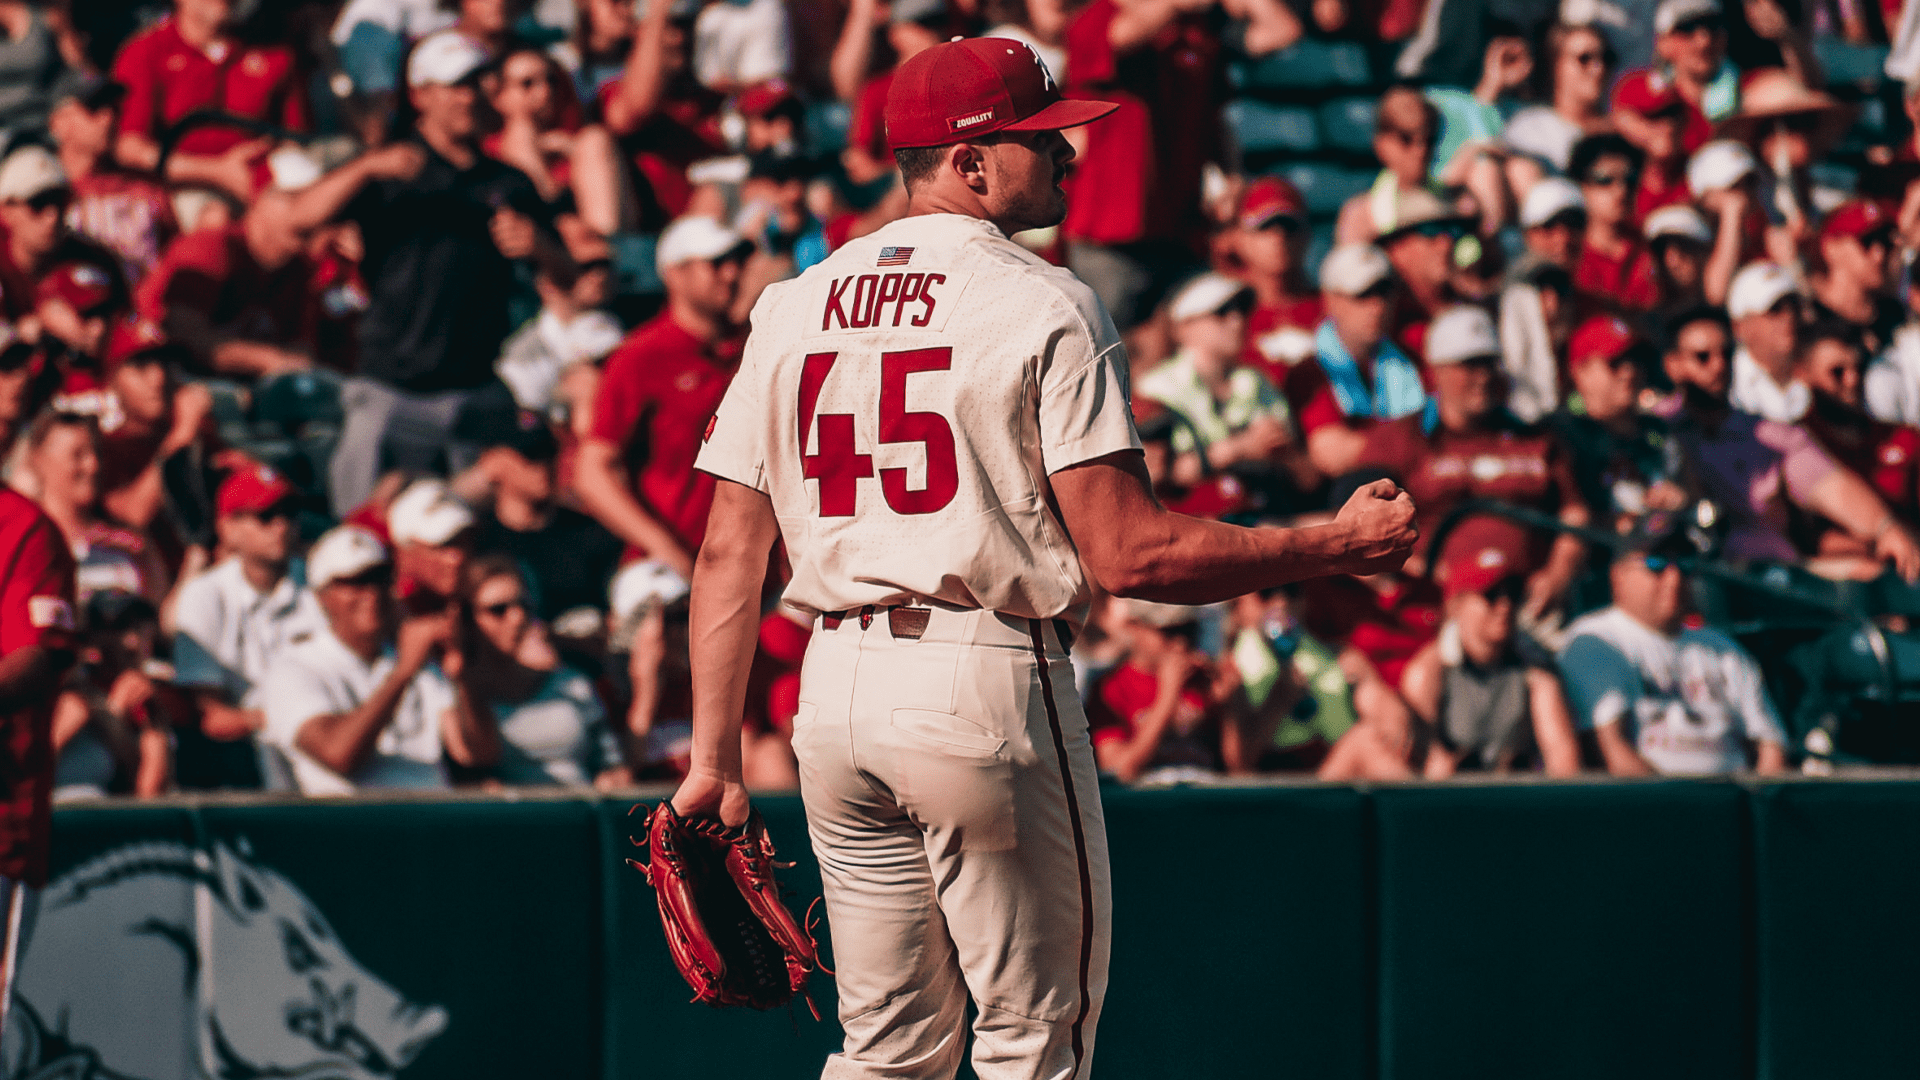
[877,246,914,266]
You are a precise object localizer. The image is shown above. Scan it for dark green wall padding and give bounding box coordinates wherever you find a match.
[38,778,1920,1079]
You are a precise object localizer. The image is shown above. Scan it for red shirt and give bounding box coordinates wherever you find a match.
[1090,661,1218,772]
[848,72,894,161]
[590,312,740,555]
[1244,294,1326,383]
[67,170,176,287]
[111,19,309,157]
[1801,398,1920,527]
[1636,165,1693,224]
[1358,412,1586,565]
[0,489,76,885]
[1062,0,1221,247]
[1297,572,1442,690]
[1574,234,1660,313]
[137,225,321,365]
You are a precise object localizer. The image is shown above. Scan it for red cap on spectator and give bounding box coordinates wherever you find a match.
[1568,314,1639,368]
[35,260,117,316]
[218,463,295,518]
[102,315,167,369]
[1820,197,1893,241]
[738,79,798,118]
[884,38,1117,150]
[1612,69,1685,116]
[1239,176,1307,230]
[1439,517,1532,598]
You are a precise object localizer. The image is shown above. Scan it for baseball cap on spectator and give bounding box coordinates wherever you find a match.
[1687,140,1756,195]
[1424,306,1500,365]
[217,463,296,518]
[884,38,1116,150]
[655,216,752,275]
[1167,273,1251,322]
[1820,198,1893,242]
[1612,69,1686,116]
[1319,243,1392,296]
[307,525,390,589]
[387,479,475,547]
[1645,204,1713,245]
[1613,508,1694,561]
[1654,0,1720,34]
[1374,188,1473,243]
[1568,314,1640,368]
[1239,176,1307,230]
[1125,599,1206,629]
[609,559,692,649]
[266,146,324,192]
[1519,177,1585,229]
[0,145,66,203]
[738,80,801,120]
[36,260,118,316]
[1438,517,1531,598]
[1726,261,1798,318]
[102,315,171,369]
[407,30,491,88]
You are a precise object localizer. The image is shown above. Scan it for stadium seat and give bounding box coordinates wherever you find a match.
[1233,39,1371,90]
[1273,162,1375,216]
[1814,37,1891,85]
[806,100,851,158]
[1224,100,1319,154]
[252,370,344,430]
[1318,97,1377,154]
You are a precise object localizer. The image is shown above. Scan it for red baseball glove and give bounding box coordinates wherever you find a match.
[629,801,819,1011]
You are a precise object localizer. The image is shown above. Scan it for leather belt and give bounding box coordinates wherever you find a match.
[817,605,1073,651]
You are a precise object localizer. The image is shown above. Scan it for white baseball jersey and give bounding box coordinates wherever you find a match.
[695,213,1140,621]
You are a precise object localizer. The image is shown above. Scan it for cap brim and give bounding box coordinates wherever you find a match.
[1002,98,1121,134]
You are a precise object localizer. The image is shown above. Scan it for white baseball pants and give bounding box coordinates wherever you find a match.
[793,606,1111,1080]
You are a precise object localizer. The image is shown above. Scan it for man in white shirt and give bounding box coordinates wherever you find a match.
[1557,514,1789,775]
[1726,261,1810,422]
[258,525,498,795]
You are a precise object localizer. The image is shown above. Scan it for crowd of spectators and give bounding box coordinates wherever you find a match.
[12,0,1920,797]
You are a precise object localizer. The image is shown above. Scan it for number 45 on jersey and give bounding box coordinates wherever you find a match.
[798,348,958,517]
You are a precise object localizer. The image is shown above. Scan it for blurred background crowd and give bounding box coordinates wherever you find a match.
[13,0,1920,798]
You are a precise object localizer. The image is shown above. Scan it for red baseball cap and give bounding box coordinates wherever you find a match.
[1439,517,1532,599]
[1611,69,1685,117]
[102,315,168,369]
[738,79,798,118]
[1239,176,1307,230]
[884,37,1117,150]
[35,259,118,316]
[1568,314,1639,368]
[1821,197,1893,241]
[218,463,295,518]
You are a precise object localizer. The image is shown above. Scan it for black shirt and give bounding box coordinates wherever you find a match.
[1545,409,1687,521]
[477,508,625,622]
[1810,294,1905,359]
[347,138,549,392]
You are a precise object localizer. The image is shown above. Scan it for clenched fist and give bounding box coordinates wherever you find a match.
[1333,479,1418,575]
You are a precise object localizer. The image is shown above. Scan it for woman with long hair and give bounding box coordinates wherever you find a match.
[1503,23,1616,189]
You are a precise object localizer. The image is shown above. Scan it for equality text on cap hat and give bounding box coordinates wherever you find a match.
[883,38,1118,150]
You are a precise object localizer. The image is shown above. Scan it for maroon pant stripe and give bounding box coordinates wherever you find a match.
[1029,621,1093,1072]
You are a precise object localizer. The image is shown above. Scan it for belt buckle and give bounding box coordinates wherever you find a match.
[888,607,930,640]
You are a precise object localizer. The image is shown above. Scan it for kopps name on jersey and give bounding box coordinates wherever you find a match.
[816,271,968,334]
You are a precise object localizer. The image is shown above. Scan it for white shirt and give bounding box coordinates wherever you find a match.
[493,668,617,786]
[1502,107,1583,172]
[171,558,326,707]
[696,213,1141,622]
[1865,323,1920,427]
[1558,606,1786,775]
[258,626,454,795]
[1729,346,1810,423]
[692,0,789,90]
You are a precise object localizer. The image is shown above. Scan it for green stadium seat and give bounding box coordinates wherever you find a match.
[1233,39,1371,90]
[1318,97,1377,153]
[1274,162,1374,215]
[806,100,851,157]
[1814,37,1890,85]
[1224,100,1319,153]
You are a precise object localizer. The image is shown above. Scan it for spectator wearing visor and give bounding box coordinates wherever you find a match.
[1571,134,1660,313]
[1292,244,1429,479]
[170,463,323,789]
[0,146,127,327]
[1558,512,1789,776]
[1399,518,1581,777]
[1235,177,1323,378]
[259,524,498,795]
[576,216,749,581]
[1808,199,1904,358]
[50,78,176,290]
[1727,261,1810,422]
[1550,315,1692,520]
[288,30,568,515]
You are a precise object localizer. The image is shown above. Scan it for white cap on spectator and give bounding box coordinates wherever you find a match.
[407,30,491,88]
[1654,0,1719,34]
[1727,261,1799,318]
[1167,272,1251,322]
[1519,177,1585,229]
[1687,140,1756,195]
[307,525,390,590]
[387,479,476,546]
[1126,599,1206,628]
[1425,305,1500,365]
[1645,204,1713,245]
[611,558,692,621]
[0,146,66,202]
[1319,243,1392,296]
[267,146,323,192]
[655,215,751,274]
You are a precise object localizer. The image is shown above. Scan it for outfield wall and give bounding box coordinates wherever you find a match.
[18,778,1918,1080]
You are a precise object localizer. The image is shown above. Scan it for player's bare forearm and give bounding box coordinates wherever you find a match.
[686,480,781,784]
[1052,451,1417,603]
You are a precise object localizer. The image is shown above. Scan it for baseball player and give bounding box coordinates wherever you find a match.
[672,38,1417,1079]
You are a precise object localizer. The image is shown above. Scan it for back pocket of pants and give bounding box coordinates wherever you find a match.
[891,709,1006,759]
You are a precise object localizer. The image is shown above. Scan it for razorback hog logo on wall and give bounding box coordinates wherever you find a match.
[6,840,447,1080]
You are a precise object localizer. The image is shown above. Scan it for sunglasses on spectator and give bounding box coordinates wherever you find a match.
[1583,170,1636,188]
[1568,49,1607,67]
[1857,231,1894,252]
[1538,211,1587,231]
[1355,281,1395,300]
[1670,17,1719,35]
[332,568,394,589]
[1481,577,1527,603]
[1380,127,1432,148]
[244,503,296,523]
[1407,222,1462,240]
[575,257,614,275]
[1640,554,1681,574]
[1258,216,1305,234]
[1685,346,1728,363]
[478,596,529,619]
[1765,297,1800,316]
[24,190,68,214]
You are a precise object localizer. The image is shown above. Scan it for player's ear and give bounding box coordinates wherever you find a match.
[951,142,990,193]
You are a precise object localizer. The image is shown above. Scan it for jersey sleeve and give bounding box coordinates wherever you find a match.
[1556,633,1641,732]
[110,33,159,139]
[694,318,773,492]
[1036,283,1141,474]
[0,515,75,657]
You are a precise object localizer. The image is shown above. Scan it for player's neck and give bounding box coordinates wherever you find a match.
[903,192,1016,237]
